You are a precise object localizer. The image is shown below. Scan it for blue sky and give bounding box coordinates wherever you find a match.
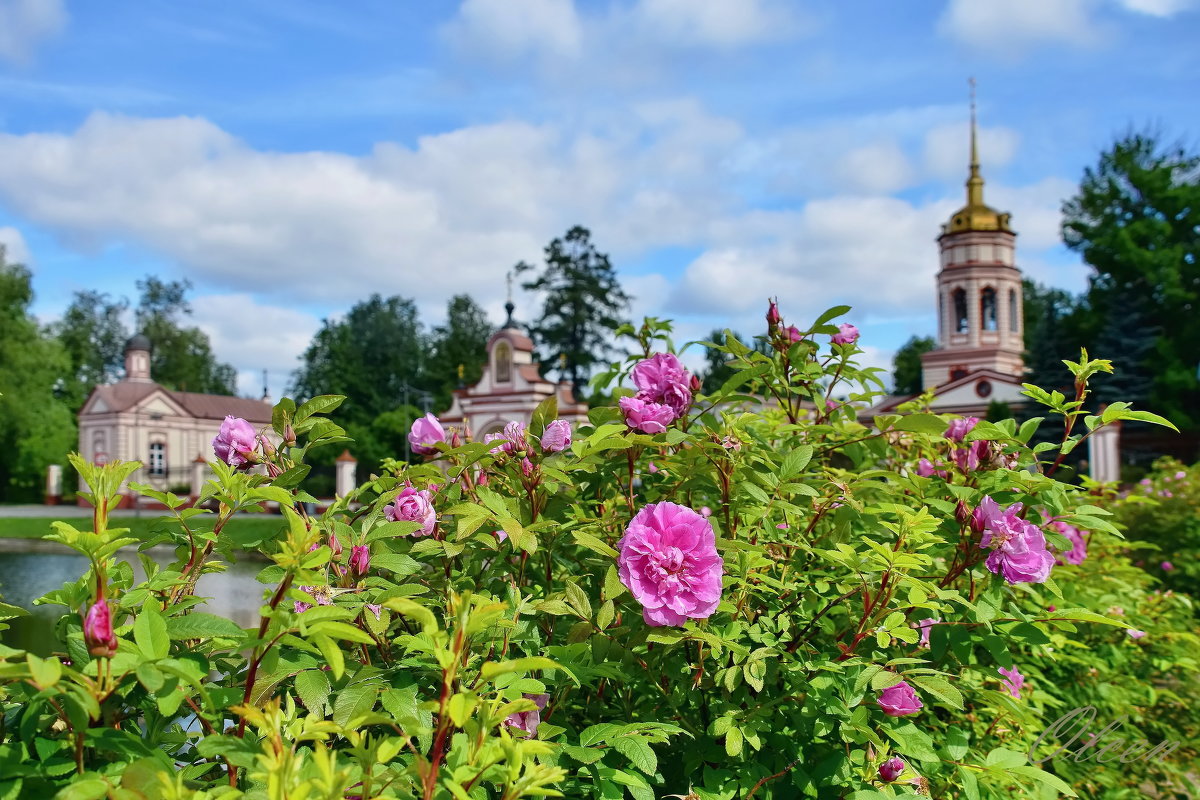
[0,0,1196,399]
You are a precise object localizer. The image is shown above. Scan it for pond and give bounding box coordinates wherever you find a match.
[0,547,266,656]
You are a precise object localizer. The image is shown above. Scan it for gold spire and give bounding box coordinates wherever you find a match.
[942,78,1012,236]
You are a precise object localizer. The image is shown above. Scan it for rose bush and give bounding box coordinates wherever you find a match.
[0,305,1197,800]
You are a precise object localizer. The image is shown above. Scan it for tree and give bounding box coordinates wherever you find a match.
[516,226,631,391]
[1062,132,1200,428]
[135,277,237,395]
[700,330,771,394]
[891,335,936,395]
[427,295,493,407]
[52,290,130,411]
[0,249,76,501]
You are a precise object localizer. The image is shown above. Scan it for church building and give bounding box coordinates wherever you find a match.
[876,97,1027,417]
[439,301,590,437]
[77,334,273,500]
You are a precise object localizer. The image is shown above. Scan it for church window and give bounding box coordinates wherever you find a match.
[952,288,968,333]
[1009,289,1019,332]
[981,287,998,331]
[149,441,166,477]
[495,341,512,383]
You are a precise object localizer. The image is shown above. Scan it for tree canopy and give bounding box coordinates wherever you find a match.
[891,335,936,395]
[516,226,630,391]
[135,277,237,395]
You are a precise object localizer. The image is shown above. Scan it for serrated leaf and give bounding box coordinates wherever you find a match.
[134,606,169,660]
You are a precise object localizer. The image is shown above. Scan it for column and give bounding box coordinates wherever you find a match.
[335,450,358,498]
[191,455,208,499]
[1088,419,1121,484]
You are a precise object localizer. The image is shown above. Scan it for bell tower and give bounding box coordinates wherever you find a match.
[123,333,153,383]
[921,82,1025,390]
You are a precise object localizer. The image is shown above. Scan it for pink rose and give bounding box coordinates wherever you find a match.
[974,497,1054,585]
[384,486,436,537]
[1048,520,1087,566]
[408,413,446,456]
[540,419,572,453]
[1162,560,1174,571]
[945,416,979,443]
[631,353,693,416]
[505,693,549,737]
[349,545,370,578]
[83,600,117,658]
[879,756,906,782]
[1127,629,1146,639]
[619,396,676,434]
[485,421,528,455]
[213,416,259,468]
[785,325,803,343]
[831,323,859,345]
[618,502,724,627]
[998,666,1024,699]
[700,506,712,517]
[916,618,938,648]
[766,298,781,328]
[878,681,923,717]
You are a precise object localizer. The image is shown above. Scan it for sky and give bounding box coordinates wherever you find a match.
[0,0,1197,400]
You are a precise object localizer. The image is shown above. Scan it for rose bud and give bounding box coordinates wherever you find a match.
[766,298,782,328]
[283,424,297,447]
[955,500,973,527]
[83,600,118,658]
[329,531,344,559]
[879,756,906,782]
[349,545,370,578]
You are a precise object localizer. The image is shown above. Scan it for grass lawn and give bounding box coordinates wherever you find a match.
[0,516,287,540]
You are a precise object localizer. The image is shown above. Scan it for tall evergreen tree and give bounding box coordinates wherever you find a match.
[516,226,631,391]
[891,335,936,395]
[1062,132,1200,428]
[428,295,492,406]
[135,277,237,395]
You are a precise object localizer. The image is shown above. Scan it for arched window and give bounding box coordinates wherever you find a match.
[494,341,512,383]
[149,441,166,477]
[981,287,998,331]
[952,288,968,333]
[1009,289,1019,332]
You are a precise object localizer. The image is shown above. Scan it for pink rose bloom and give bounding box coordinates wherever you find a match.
[1047,605,1056,612]
[953,440,990,472]
[916,618,938,648]
[493,529,508,543]
[879,756,906,782]
[1049,521,1087,566]
[776,523,789,530]
[830,323,859,345]
[700,506,712,517]
[540,419,572,453]
[408,413,446,456]
[785,325,803,343]
[213,416,258,468]
[1162,561,1174,571]
[294,585,332,614]
[973,497,1055,585]
[1175,470,1186,479]
[617,502,724,627]
[877,681,923,717]
[83,599,117,657]
[631,353,693,416]
[945,416,979,443]
[384,486,436,537]
[648,461,659,473]
[505,693,549,737]
[1127,629,1146,639]
[998,666,1025,699]
[619,396,676,434]
[485,421,528,455]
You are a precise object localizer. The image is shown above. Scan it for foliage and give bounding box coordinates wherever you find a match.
[0,251,77,502]
[1112,456,1200,600]
[52,290,131,411]
[0,307,1196,800]
[427,295,493,409]
[1062,131,1200,429]
[516,226,630,392]
[135,277,238,396]
[699,329,770,395]
[890,335,935,396]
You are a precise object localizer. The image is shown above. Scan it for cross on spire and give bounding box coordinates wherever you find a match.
[504,270,516,328]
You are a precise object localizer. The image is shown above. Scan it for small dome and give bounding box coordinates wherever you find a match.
[125,333,151,353]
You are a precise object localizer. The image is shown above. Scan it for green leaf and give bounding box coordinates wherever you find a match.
[166,613,245,641]
[530,394,558,435]
[891,414,949,435]
[480,656,563,682]
[134,606,169,660]
[333,682,378,728]
[313,635,344,681]
[985,747,1026,768]
[294,669,331,715]
[613,736,657,775]
[295,394,345,423]
[908,674,964,710]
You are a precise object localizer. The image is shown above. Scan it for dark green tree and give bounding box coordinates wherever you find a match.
[427,295,493,407]
[891,335,936,395]
[0,249,77,501]
[1062,132,1200,428]
[135,277,237,395]
[52,290,130,411]
[516,226,631,391]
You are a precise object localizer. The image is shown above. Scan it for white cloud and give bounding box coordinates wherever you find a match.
[441,0,584,63]
[627,0,800,48]
[0,0,67,64]
[835,141,915,194]
[0,225,30,264]
[937,0,1100,53]
[190,293,322,399]
[922,121,1020,181]
[1115,0,1195,15]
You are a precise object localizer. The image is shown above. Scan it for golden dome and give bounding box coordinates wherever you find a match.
[941,84,1013,236]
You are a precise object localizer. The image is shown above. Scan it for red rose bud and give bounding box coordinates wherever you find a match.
[329,531,344,558]
[283,424,297,447]
[766,298,782,328]
[83,600,117,658]
[955,500,973,527]
[450,428,463,448]
[520,457,534,478]
[689,373,702,393]
[349,545,370,578]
